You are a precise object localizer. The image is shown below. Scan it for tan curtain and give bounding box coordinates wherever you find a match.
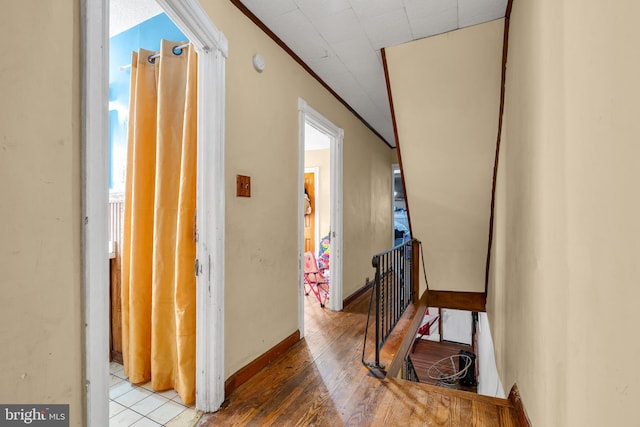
[121,40,197,405]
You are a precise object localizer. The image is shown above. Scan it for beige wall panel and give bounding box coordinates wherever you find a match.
[201,1,392,377]
[390,148,399,165]
[386,20,504,292]
[0,0,83,424]
[487,0,640,425]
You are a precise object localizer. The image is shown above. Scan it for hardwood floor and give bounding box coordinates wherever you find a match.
[197,290,521,426]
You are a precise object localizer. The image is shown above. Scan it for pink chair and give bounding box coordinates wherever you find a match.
[303,251,329,307]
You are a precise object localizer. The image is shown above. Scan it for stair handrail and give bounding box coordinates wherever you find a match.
[362,239,421,377]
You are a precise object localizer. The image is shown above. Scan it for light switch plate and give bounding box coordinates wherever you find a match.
[237,175,251,197]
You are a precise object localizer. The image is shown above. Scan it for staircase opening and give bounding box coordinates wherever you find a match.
[408,306,506,398]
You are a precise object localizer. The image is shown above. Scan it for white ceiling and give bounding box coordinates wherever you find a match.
[238,0,508,147]
[109,0,163,37]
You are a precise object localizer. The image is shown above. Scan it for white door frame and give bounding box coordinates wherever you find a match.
[82,1,227,424]
[298,99,343,332]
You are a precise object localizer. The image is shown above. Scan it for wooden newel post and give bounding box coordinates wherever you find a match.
[411,239,421,303]
[371,254,382,371]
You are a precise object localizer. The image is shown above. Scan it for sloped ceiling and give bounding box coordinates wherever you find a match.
[385,20,504,292]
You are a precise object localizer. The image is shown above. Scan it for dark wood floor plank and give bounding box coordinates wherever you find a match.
[198,290,521,427]
[285,384,340,427]
[260,365,326,425]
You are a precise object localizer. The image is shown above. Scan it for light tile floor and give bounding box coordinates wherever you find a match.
[109,361,201,427]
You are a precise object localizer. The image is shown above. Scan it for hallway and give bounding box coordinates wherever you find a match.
[197,291,521,426]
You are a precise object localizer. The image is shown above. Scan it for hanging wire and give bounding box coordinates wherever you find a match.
[419,241,430,291]
[119,43,190,71]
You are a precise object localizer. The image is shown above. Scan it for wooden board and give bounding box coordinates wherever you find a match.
[304,172,315,254]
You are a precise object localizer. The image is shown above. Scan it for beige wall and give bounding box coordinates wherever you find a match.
[386,20,504,293]
[343,123,393,293]
[0,1,83,425]
[305,149,330,241]
[390,148,399,165]
[0,0,391,419]
[487,0,640,425]
[201,1,392,377]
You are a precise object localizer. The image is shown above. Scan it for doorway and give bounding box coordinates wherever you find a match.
[298,99,343,335]
[83,1,227,424]
[107,5,199,422]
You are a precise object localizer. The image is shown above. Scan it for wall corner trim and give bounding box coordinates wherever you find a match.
[508,383,533,427]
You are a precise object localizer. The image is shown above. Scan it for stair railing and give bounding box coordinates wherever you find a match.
[362,239,420,377]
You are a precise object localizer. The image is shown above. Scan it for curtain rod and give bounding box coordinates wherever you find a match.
[119,43,190,71]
